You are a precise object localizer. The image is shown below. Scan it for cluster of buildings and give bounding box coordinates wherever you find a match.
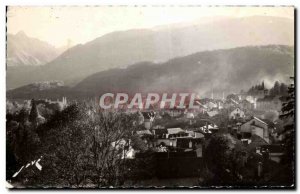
[121,87,287,179]
[7,83,288,181]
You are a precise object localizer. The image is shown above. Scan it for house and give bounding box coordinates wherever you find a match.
[185,112,195,119]
[198,123,219,134]
[215,100,224,109]
[229,107,245,120]
[240,117,270,143]
[154,127,204,152]
[153,128,183,148]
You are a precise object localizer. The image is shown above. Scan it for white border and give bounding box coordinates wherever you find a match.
[0,0,298,193]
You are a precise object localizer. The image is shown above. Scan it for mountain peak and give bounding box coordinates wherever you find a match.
[15,31,27,37]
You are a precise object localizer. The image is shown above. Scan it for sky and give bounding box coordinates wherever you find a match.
[6,6,294,47]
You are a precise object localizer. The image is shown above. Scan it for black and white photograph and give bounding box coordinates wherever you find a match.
[5,5,295,189]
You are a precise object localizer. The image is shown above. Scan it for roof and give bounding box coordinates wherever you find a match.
[231,107,243,113]
[207,124,218,129]
[231,98,239,105]
[136,130,152,136]
[254,116,268,126]
[195,101,208,109]
[207,110,218,117]
[167,128,184,134]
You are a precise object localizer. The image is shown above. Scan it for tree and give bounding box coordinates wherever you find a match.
[89,111,139,187]
[274,81,280,95]
[279,78,295,170]
[264,110,279,122]
[204,134,236,184]
[280,83,288,96]
[29,99,38,125]
[31,104,91,187]
[6,106,41,169]
[23,104,140,187]
[17,108,29,124]
[131,135,148,152]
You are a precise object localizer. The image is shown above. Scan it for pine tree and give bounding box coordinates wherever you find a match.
[274,81,281,95]
[18,108,28,124]
[29,99,38,125]
[280,83,288,96]
[279,77,294,183]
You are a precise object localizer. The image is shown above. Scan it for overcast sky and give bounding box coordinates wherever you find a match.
[7,6,294,47]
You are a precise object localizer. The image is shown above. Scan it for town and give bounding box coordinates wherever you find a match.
[6,80,294,187]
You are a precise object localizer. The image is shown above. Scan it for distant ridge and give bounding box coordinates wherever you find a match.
[7,45,294,100]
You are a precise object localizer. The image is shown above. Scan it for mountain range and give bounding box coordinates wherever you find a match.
[7,16,294,90]
[7,45,294,100]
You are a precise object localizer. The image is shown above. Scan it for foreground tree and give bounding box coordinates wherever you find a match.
[6,107,41,181]
[19,104,140,187]
[278,77,295,185]
[203,134,237,185]
[89,111,139,187]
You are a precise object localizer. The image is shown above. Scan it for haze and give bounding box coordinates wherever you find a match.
[7,6,294,47]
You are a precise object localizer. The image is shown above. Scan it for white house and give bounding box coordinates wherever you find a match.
[240,117,269,143]
[207,110,219,117]
[229,107,245,119]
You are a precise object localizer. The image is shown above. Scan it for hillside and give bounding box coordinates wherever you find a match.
[7,45,294,100]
